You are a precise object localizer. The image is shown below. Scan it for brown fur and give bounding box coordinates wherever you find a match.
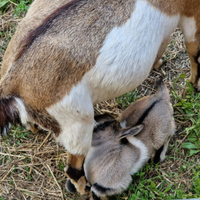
[148,0,184,16]
[2,0,200,135]
[0,97,19,135]
[14,0,82,61]
[71,176,88,196]
[67,153,85,170]
[1,0,136,132]
[27,109,61,136]
[1,0,70,78]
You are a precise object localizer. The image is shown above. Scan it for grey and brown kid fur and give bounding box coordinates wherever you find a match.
[84,81,175,197]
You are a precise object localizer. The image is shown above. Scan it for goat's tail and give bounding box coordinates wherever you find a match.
[0,88,19,136]
[155,78,170,101]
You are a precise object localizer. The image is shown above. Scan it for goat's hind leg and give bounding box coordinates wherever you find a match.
[159,136,171,162]
[153,137,172,164]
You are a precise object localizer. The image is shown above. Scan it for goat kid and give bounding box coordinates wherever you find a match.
[84,80,175,197]
[0,0,198,196]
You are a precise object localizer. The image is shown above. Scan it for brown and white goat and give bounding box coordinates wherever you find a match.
[0,0,199,196]
[84,80,175,197]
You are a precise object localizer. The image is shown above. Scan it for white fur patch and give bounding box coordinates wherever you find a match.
[179,16,196,42]
[83,0,179,104]
[46,83,94,156]
[127,137,149,174]
[14,98,29,126]
[120,120,126,128]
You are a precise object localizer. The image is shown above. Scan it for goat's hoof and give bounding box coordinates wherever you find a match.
[65,178,76,193]
[1,123,11,137]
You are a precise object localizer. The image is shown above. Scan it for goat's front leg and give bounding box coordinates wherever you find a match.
[65,152,91,198]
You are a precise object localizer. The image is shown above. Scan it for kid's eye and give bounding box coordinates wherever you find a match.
[99,125,105,131]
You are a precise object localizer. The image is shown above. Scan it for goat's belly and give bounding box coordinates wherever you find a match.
[83,1,179,103]
[84,61,152,104]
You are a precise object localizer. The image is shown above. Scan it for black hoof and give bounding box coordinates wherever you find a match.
[194,86,200,93]
[65,178,76,193]
[1,123,11,137]
[153,145,164,164]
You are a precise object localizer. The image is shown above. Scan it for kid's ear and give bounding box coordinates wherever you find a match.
[120,124,144,139]
[94,114,114,124]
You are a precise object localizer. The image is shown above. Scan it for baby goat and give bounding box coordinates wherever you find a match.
[84,80,175,197]
[0,0,198,196]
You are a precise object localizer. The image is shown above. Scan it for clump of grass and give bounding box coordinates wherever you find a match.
[0,0,31,16]
[173,74,200,156]
[114,157,200,200]
[118,89,140,108]
[0,0,32,67]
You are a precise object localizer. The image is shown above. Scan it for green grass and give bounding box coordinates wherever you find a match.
[0,0,31,16]
[0,30,13,50]
[2,125,32,146]
[118,89,140,108]
[173,74,200,156]
[113,158,200,200]
[0,1,31,61]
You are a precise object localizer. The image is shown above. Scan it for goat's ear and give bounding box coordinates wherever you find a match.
[120,124,144,139]
[94,114,114,123]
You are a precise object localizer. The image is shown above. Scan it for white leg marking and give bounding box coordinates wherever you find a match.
[179,16,196,42]
[14,97,30,126]
[46,83,94,156]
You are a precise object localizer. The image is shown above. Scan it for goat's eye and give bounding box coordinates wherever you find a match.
[99,125,105,131]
